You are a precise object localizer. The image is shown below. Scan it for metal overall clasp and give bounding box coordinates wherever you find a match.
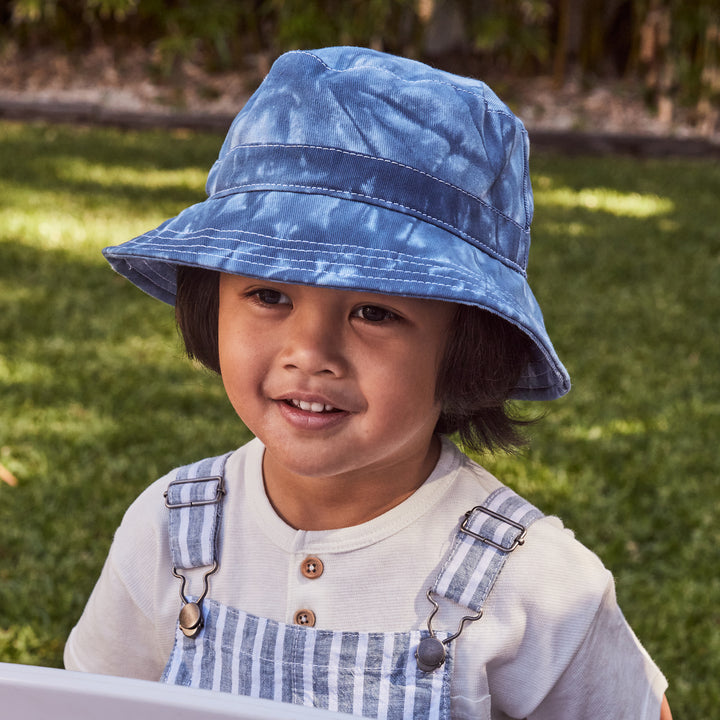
[164,473,225,638]
[415,590,483,673]
[171,562,219,638]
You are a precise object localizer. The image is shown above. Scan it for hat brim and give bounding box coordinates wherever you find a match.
[103,189,570,400]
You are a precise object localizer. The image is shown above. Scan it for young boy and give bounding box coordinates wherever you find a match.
[65,47,670,719]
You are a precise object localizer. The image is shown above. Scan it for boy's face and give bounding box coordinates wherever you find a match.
[218,274,455,498]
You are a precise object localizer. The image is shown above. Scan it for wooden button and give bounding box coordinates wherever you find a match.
[293,609,316,627]
[301,556,324,579]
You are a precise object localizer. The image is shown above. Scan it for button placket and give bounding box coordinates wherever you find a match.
[292,555,324,626]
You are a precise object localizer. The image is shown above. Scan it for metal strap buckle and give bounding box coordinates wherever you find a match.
[164,475,226,509]
[416,589,483,673]
[460,505,528,552]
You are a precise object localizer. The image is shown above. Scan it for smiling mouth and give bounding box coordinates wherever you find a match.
[285,399,340,414]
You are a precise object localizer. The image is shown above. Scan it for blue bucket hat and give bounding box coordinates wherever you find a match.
[103,46,570,401]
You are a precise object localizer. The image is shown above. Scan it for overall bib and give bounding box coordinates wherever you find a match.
[161,454,542,720]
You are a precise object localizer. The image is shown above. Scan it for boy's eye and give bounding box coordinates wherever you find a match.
[352,305,397,322]
[253,288,290,305]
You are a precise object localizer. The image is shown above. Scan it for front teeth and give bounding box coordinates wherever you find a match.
[290,399,336,413]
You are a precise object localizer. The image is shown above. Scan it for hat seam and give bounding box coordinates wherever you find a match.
[116,261,175,304]
[218,143,528,234]
[111,243,520,307]
[208,182,526,276]
[293,50,517,120]
[130,257,175,287]
[521,136,533,229]
[130,225,493,286]
[134,246,480,289]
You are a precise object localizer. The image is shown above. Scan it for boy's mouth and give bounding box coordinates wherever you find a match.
[285,399,340,414]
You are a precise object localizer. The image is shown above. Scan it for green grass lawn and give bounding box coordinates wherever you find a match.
[1,120,718,718]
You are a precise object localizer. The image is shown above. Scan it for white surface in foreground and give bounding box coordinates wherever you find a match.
[0,662,354,719]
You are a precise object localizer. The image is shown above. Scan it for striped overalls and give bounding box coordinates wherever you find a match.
[161,454,542,720]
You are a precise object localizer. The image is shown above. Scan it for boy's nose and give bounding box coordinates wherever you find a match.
[280,309,347,377]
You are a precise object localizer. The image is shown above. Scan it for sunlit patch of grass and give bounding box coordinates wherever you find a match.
[534,180,675,217]
[0,120,215,256]
[0,626,64,667]
[55,157,208,191]
[559,417,658,441]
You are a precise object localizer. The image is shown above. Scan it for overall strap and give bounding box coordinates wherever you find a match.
[164,453,232,570]
[432,485,544,613]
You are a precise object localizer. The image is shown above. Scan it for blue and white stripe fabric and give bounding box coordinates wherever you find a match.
[164,453,231,569]
[161,456,542,719]
[432,486,544,612]
[163,599,453,719]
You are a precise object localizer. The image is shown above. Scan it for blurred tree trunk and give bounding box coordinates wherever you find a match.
[639,1,674,125]
[698,19,720,135]
[421,0,466,57]
[553,0,571,88]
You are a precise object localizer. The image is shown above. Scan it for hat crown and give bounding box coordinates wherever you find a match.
[206,47,533,272]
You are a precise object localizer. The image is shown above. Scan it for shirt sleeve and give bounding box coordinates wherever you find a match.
[527,579,668,720]
[63,554,167,680]
[64,478,175,680]
[475,516,668,720]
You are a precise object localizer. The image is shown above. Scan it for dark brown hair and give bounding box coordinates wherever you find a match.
[176,265,221,373]
[175,266,534,454]
[434,303,534,453]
